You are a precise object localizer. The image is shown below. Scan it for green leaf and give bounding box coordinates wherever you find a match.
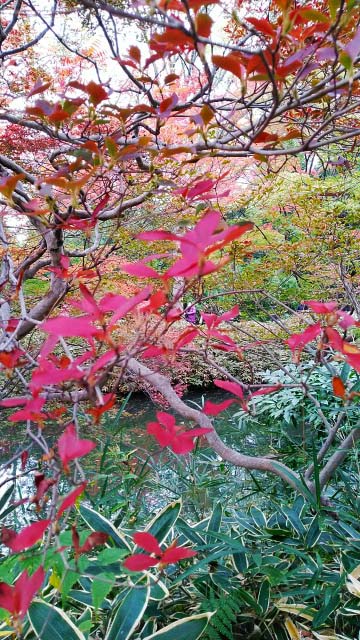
[105,136,118,159]
[339,50,353,73]
[28,600,86,640]
[0,484,14,516]
[232,550,248,574]
[97,548,128,564]
[257,579,270,614]
[80,505,130,549]
[149,576,169,601]
[349,379,360,394]
[312,590,341,628]
[139,619,156,639]
[250,507,266,529]
[69,590,111,610]
[340,362,351,383]
[177,518,205,545]
[142,613,213,640]
[236,588,262,615]
[77,609,92,639]
[207,502,222,541]
[281,506,306,536]
[271,464,317,508]
[305,516,321,548]
[92,573,115,610]
[145,500,182,543]
[105,585,150,640]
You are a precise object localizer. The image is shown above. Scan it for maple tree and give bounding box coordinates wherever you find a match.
[0,0,360,635]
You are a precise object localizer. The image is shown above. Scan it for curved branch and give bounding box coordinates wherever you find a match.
[319,428,360,488]
[126,357,309,494]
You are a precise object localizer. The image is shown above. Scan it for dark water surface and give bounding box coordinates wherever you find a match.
[0,388,273,522]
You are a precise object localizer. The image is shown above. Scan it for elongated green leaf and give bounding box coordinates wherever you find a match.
[77,608,92,639]
[139,619,156,639]
[80,505,130,549]
[92,573,115,610]
[69,590,111,610]
[149,576,169,601]
[173,549,232,584]
[271,464,317,508]
[257,579,270,614]
[232,550,248,574]
[105,585,150,640]
[145,500,181,543]
[340,362,351,383]
[0,484,14,516]
[142,613,212,640]
[281,507,306,537]
[177,518,205,545]
[236,588,262,615]
[0,623,14,638]
[250,507,266,529]
[207,502,222,540]
[305,517,321,549]
[312,591,341,629]
[28,600,86,640]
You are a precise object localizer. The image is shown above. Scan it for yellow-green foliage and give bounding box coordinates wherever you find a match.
[224,167,360,304]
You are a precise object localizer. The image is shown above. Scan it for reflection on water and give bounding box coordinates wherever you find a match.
[0,388,275,525]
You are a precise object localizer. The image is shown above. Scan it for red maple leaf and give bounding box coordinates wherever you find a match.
[6,396,47,425]
[204,379,280,415]
[286,322,322,359]
[57,424,96,472]
[1,519,50,552]
[0,567,45,620]
[124,531,196,572]
[147,411,211,454]
[57,482,87,517]
[138,211,252,278]
[72,526,108,557]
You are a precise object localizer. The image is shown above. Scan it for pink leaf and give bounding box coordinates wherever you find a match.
[214,379,245,399]
[57,483,87,517]
[160,545,196,564]
[109,287,152,324]
[147,421,174,447]
[93,194,110,216]
[57,424,96,470]
[286,323,322,353]
[170,436,198,454]
[325,327,344,351]
[305,300,337,314]
[0,567,44,618]
[133,532,162,555]
[27,80,51,98]
[42,315,96,338]
[137,230,178,242]
[338,310,357,329]
[203,399,236,415]
[123,554,159,571]
[15,567,45,618]
[9,396,47,423]
[251,385,281,397]
[0,583,15,614]
[121,263,160,278]
[4,519,50,552]
[78,532,108,553]
[157,93,179,118]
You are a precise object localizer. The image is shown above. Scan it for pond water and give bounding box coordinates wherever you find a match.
[0,388,279,525]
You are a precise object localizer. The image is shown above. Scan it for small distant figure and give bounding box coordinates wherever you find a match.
[185,303,197,324]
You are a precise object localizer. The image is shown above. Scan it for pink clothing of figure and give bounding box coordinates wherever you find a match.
[185,304,196,324]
